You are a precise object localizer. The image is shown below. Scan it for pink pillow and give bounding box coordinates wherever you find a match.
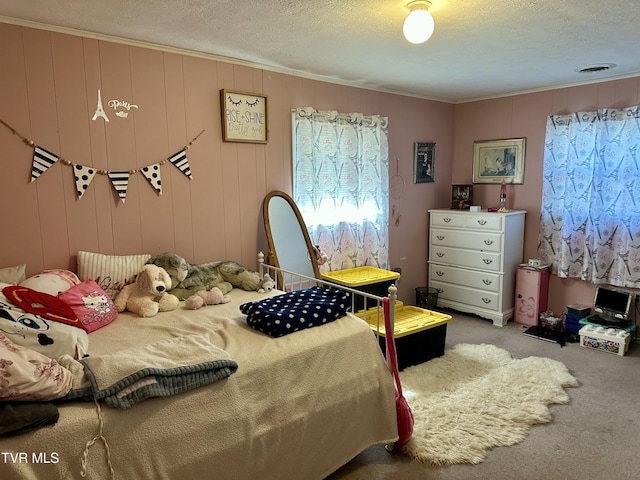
[58,279,118,333]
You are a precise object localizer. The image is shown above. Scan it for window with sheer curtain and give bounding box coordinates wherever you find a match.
[537,105,640,287]
[291,108,389,272]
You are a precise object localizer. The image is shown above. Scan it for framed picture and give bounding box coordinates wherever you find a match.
[414,142,436,183]
[451,184,473,209]
[472,138,525,184]
[220,89,268,143]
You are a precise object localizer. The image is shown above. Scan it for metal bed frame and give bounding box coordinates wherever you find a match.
[257,252,398,343]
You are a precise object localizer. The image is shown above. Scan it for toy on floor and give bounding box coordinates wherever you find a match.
[185,287,231,310]
[114,264,179,317]
[257,273,275,293]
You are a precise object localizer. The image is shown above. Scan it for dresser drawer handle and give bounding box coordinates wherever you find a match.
[477,219,487,225]
[436,271,444,276]
[483,258,493,264]
[482,298,492,304]
[443,217,452,223]
[436,252,445,258]
[437,235,445,240]
[484,239,494,245]
[482,279,493,285]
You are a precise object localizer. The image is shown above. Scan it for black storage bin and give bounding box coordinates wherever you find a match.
[355,305,451,371]
[376,323,448,370]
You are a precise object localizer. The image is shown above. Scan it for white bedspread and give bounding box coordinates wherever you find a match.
[1,288,398,480]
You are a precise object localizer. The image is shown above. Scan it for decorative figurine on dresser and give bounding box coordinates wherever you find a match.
[428,209,526,326]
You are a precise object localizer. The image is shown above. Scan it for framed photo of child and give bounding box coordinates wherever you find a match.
[414,142,436,183]
[451,184,472,209]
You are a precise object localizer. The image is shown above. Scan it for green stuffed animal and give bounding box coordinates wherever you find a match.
[146,252,261,300]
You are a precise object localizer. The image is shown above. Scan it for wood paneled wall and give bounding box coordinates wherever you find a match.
[0,23,453,306]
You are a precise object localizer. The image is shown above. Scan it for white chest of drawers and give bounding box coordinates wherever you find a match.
[428,209,526,326]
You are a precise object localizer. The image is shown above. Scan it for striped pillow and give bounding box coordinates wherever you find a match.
[77,251,150,300]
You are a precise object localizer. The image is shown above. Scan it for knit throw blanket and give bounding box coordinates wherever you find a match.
[60,334,238,409]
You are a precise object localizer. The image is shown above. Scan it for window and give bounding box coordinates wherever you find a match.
[292,108,389,271]
[537,106,640,287]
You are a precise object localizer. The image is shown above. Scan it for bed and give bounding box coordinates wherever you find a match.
[0,258,399,480]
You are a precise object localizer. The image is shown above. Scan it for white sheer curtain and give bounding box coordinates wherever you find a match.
[537,105,640,287]
[292,108,389,272]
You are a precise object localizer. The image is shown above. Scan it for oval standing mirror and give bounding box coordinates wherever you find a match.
[263,190,320,281]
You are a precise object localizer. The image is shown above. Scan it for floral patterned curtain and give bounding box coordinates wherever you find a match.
[292,108,389,272]
[537,106,640,287]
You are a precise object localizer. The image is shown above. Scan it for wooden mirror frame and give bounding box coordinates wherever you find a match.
[263,190,321,282]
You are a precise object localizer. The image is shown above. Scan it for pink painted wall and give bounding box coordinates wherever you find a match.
[453,79,640,314]
[3,22,638,313]
[0,23,452,306]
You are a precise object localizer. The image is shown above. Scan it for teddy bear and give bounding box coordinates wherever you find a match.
[185,287,231,310]
[257,273,275,293]
[146,252,261,300]
[113,264,180,317]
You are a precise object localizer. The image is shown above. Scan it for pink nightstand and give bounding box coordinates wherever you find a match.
[514,265,550,326]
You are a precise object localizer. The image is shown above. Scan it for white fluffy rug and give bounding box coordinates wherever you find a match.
[399,343,578,465]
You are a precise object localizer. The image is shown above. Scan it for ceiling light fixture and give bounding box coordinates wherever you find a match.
[403,1,435,45]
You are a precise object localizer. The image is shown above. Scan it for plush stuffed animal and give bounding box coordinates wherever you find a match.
[185,287,231,310]
[113,264,179,317]
[146,252,261,300]
[257,273,275,293]
[313,245,328,266]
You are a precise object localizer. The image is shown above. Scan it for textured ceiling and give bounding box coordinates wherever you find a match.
[1,0,639,103]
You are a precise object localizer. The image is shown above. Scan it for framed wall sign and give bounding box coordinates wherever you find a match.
[473,138,525,184]
[220,89,268,143]
[413,142,436,183]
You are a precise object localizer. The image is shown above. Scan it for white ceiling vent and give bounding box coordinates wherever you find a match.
[575,63,617,74]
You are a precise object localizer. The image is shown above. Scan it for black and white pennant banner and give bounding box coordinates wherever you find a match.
[108,171,130,203]
[168,149,192,179]
[31,146,59,182]
[73,164,97,200]
[0,118,204,204]
[141,163,162,195]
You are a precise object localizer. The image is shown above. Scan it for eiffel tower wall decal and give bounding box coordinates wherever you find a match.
[92,89,109,122]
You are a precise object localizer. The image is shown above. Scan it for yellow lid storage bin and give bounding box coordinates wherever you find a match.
[354,305,452,370]
[321,266,400,287]
[321,266,400,311]
[355,305,451,338]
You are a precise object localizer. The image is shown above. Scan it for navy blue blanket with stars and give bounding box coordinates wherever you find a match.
[240,286,350,337]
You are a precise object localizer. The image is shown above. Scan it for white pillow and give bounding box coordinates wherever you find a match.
[20,269,80,295]
[77,251,151,300]
[0,264,26,284]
